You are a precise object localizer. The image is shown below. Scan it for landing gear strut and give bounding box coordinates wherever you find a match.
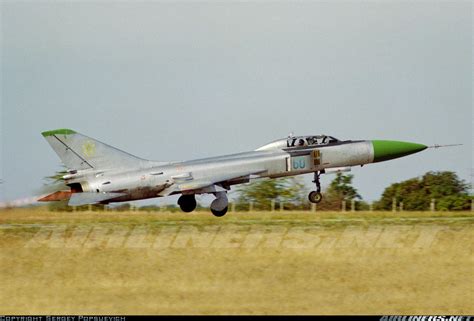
[210,192,228,217]
[308,172,323,204]
[178,194,197,213]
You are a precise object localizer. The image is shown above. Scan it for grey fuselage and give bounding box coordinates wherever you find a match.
[66,139,374,203]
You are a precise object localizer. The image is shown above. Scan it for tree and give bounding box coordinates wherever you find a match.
[375,171,471,211]
[327,173,361,200]
[437,195,472,211]
[41,168,68,193]
[39,168,106,212]
[37,168,70,211]
[317,173,362,211]
[235,177,306,210]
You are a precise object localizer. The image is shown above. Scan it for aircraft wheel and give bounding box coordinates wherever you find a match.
[178,195,196,213]
[308,191,323,204]
[211,206,228,217]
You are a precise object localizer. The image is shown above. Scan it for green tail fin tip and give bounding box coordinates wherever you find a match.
[41,129,77,137]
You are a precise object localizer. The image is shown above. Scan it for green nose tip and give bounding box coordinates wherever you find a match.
[372,140,427,163]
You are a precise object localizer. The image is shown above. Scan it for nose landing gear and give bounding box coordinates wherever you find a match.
[308,172,323,204]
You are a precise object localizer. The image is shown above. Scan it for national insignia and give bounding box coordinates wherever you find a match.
[82,141,96,157]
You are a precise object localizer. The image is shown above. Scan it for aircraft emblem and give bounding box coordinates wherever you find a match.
[82,141,96,157]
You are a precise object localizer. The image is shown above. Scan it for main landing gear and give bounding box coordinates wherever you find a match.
[178,194,197,213]
[308,172,323,204]
[210,192,228,217]
[177,192,229,217]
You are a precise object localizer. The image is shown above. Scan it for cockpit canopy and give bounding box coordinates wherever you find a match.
[287,135,340,148]
[256,135,341,151]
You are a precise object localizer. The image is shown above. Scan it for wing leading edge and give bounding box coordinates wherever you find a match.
[158,169,267,196]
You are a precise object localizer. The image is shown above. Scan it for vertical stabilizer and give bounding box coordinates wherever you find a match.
[42,129,147,170]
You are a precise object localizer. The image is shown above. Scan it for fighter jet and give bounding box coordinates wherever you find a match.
[39,129,428,216]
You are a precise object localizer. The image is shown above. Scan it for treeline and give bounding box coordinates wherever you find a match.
[374,171,471,211]
[43,170,472,212]
[234,171,471,211]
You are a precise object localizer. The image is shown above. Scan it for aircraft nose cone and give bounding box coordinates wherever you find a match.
[372,140,427,163]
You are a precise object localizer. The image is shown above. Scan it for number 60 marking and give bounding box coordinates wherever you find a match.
[293,159,306,170]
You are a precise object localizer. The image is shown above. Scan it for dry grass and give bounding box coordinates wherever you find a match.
[0,208,472,315]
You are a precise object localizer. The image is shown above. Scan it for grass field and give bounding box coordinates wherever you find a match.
[0,208,472,315]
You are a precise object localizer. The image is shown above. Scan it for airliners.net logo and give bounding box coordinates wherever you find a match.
[380,316,472,321]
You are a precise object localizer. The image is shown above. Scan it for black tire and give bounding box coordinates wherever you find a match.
[211,206,228,217]
[178,195,197,213]
[308,191,323,204]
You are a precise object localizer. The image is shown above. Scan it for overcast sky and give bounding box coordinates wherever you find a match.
[1,1,472,206]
